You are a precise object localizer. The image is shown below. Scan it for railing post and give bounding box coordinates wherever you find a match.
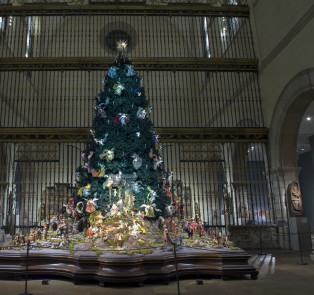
[19,239,33,295]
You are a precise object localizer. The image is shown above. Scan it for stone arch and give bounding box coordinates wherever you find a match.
[268,69,314,249]
[269,69,314,170]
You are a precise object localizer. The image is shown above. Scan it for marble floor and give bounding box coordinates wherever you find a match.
[0,251,314,295]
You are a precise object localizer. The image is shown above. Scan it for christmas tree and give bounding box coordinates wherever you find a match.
[4,42,233,252]
[74,41,171,221]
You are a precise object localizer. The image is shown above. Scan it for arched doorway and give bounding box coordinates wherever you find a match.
[269,68,314,248]
[297,101,314,230]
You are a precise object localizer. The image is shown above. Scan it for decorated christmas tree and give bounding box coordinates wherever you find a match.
[73,41,171,221]
[4,42,235,253]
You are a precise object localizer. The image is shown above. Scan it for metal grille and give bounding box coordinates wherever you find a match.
[0,142,83,233]
[0,71,264,128]
[164,142,274,233]
[15,143,59,162]
[0,141,274,234]
[0,15,254,59]
[0,4,273,237]
[179,143,224,162]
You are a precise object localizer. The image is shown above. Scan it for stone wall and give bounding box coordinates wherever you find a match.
[228,225,280,250]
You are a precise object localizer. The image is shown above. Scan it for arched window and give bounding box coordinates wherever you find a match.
[105,30,132,52]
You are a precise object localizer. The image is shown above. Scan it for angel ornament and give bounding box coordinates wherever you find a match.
[131,153,142,170]
[136,107,147,119]
[140,203,161,218]
[97,103,107,118]
[119,114,129,125]
[94,133,108,145]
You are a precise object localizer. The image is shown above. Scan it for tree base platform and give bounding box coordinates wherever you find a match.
[0,247,258,284]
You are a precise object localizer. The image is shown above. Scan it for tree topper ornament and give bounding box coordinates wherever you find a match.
[115,40,128,63]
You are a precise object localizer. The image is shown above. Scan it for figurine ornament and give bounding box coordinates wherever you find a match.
[108,66,117,78]
[86,198,98,214]
[131,153,142,170]
[114,114,130,125]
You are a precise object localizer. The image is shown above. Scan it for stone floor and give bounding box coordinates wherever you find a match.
[1,251,314,295]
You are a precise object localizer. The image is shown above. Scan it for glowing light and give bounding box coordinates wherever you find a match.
[117,40,128,50]
[203,17,211,58]
[306,116,312,121]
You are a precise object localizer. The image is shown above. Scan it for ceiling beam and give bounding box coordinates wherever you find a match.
[0,127,268,143]
[0,57,258,72]
[0,4,249,17]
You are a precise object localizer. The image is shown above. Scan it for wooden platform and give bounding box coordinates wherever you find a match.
[0,247,258,284]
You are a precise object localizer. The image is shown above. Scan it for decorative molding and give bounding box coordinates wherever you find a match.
[0,128,88,143]
[0,58,258,72]
[0,249,258,283]
[0,3,249,17]
[2,0,248,6]
[158,127,268,143]
[179,142,224,162]
[15,142,59,162]
[259,4,314,73]
[0,127,269,143]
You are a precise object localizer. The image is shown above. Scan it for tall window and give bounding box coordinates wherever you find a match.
[0,17,3,33]
[220,16,240,53]
[0,0,11,35]
[202,17,211,58]
[0,16,12,36]
[25,16,34,58]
